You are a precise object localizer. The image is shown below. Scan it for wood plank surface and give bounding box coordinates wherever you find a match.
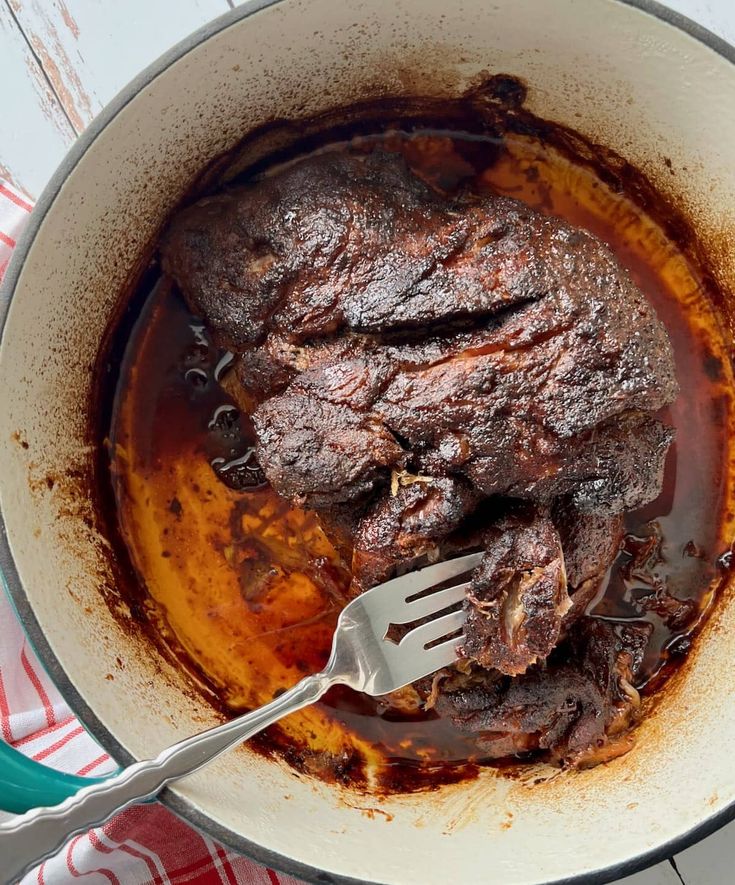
[0,1,74,198]
[7,0,230,132]
[626,863,689,885]
[675,821,735,885]
[0,0,229,197]
[664,0,735,43]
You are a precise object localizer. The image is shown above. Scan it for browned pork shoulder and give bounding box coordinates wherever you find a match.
[161,148,677,765]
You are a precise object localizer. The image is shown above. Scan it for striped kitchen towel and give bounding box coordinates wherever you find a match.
[0,180,303,885]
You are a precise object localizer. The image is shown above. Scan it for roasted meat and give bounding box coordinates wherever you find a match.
[553,501,624,629]
[350,476,480,592]
[445,501,622,675]
[431,618,651,767]
[161,147,678,766]
[460,505,569,675]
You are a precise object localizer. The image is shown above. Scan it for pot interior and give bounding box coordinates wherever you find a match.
[2,1,735,882]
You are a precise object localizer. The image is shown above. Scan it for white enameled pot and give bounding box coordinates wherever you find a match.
[2,1,735,882]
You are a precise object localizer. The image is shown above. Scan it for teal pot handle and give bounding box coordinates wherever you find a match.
[0,739,109,814]
[0,579,114,813]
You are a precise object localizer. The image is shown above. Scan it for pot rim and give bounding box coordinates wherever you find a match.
[1,1,734,882]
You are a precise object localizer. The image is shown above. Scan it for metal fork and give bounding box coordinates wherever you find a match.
[0,552,483,883]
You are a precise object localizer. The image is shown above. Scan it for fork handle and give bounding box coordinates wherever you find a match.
[0,672,333,884]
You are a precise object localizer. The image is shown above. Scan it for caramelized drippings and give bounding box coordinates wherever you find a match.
[102,127,734,791]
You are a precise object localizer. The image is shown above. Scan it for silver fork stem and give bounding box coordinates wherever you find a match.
[0,671,336,885]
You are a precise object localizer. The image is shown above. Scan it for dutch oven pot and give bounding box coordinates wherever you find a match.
[2,1,735,882]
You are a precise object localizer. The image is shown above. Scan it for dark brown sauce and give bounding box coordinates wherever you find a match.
[98,102,735,792]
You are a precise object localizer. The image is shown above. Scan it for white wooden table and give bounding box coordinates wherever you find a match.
[2,1,734,883]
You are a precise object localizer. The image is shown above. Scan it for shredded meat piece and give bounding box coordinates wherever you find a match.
[161,148,678,767]
[553,499,624,631]
[350,477,479,593]
[432,618,651,766]
[460,506,569,675]
[620,523,703,630]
